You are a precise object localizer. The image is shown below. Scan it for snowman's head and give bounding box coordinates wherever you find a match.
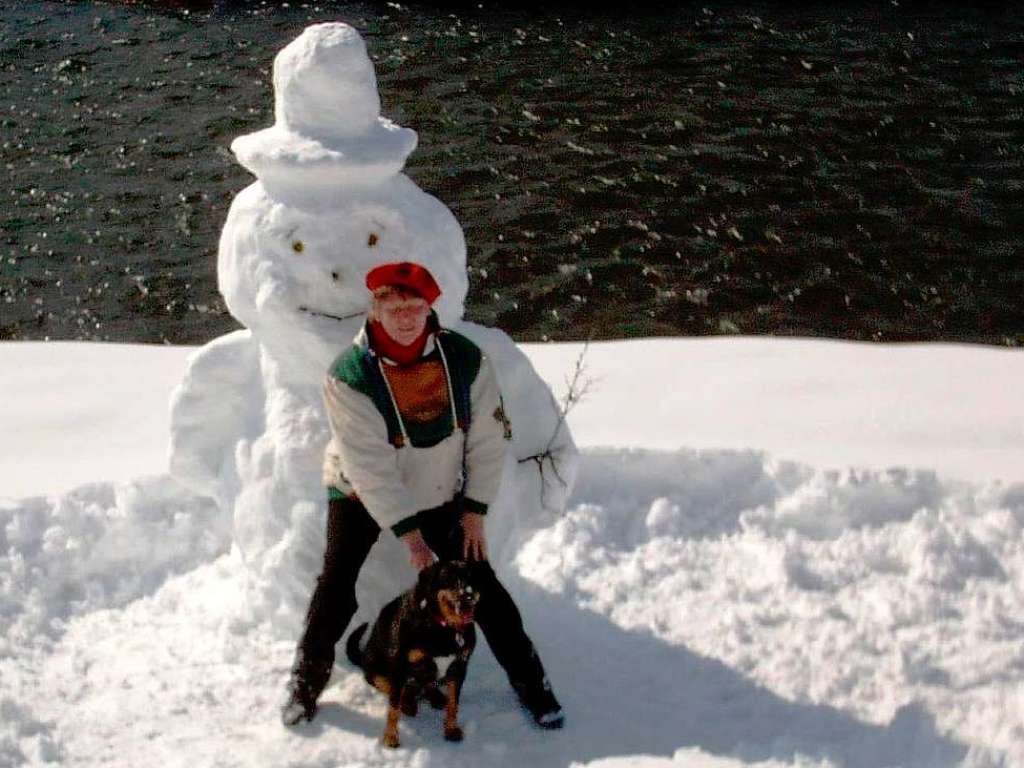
[219,176,468,382]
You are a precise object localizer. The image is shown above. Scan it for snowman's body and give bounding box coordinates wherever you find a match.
[168,24,577,636]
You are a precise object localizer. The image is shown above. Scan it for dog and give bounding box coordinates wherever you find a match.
[346,560,479,748]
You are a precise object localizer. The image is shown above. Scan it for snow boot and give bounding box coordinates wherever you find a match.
[514,679,565,730]
[281,655,333,726]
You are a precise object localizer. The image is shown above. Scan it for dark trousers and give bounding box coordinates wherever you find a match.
[297,496,549,695]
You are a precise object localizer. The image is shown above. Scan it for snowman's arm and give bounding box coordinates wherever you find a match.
[462,355,511,515]
[323,375,419,534]
[168,329,262,499]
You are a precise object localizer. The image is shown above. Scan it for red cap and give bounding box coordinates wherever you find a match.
[365,262,442,305]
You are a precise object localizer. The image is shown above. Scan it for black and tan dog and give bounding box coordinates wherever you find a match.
[346,560,479,748]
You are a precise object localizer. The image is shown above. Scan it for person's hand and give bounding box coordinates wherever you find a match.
[401,529,436,570]
[460,512,488,562]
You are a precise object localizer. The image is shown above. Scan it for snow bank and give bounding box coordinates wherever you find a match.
[0,476,225,768]
[2,337,1023,767]
[0,476,225,653]
[4,446,1022,766]
[518,448,1024,766]
[577,750,835,768]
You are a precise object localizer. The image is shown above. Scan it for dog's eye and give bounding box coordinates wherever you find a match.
[463,586,473,595]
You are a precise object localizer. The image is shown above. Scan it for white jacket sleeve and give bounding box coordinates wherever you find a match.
[323,374,419,533]
[462,354,511,513]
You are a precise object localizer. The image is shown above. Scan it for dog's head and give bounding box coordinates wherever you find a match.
[415,560,479,629]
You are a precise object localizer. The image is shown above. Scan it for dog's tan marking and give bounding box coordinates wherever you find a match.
[443,678,463,741]
[438,589,474,628]
[383,705,401,748]
[407,648,427,664]
[370,675,391,696]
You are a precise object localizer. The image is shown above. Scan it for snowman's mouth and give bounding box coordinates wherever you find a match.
[298,306,365,323]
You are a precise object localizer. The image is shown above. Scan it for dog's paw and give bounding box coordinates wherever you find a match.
[444,724,464,742]
[382,731,401,749]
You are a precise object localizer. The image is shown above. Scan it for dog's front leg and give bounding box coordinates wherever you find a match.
[399,680,421,717]
[443,658,469,742]
[383,680,405,748]
[443,679,463,742]
[402,648,435,716]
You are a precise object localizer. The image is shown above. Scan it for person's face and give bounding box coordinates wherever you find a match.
[375,292,430,346]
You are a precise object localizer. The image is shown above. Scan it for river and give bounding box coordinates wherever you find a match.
[2,0,1021,344]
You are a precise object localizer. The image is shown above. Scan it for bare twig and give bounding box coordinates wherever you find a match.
[518,341,593,509]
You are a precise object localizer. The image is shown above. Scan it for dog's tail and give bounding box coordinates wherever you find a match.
[345,622,369,668]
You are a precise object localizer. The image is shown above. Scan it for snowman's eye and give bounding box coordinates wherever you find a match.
[331,272,340,282]
[292,240,304,254]
[367,233,379,247]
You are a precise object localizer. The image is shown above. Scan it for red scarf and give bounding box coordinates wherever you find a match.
[368,320,431,365]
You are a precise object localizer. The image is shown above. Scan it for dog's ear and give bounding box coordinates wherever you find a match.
[413,563,437,608]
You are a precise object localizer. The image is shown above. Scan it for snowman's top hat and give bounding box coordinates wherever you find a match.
[231,23,417,193]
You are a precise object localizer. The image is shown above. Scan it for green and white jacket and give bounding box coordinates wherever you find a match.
[321,322,511,537]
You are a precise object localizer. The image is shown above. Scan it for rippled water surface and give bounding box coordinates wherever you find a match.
[2,0,1022,344]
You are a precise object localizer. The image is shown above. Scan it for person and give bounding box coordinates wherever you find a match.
[282,261,564,730]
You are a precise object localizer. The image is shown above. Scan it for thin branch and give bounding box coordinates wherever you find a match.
[518,341,594,509]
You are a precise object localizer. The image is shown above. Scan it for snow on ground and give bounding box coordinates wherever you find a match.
[0,342,194,499]
[2,338,1023,768]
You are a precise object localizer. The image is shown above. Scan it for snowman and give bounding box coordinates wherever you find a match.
[168,23,578,636]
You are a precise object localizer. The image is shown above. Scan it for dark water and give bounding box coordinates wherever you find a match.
[1,0,1022,345]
